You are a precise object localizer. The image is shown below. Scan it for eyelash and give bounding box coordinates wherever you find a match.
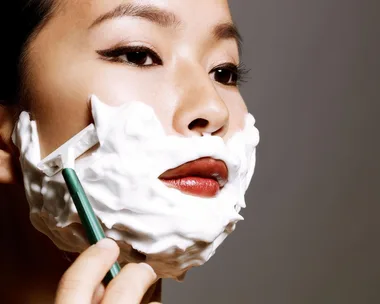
[96,45,249,86]
[211,62,250,87]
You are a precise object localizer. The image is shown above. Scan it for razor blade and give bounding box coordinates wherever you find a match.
[37,124,99,177]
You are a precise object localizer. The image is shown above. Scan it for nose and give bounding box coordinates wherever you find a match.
[172,63,229,137]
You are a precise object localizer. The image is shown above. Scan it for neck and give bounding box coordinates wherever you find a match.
[0,184,162,303]
[1,184,71,302]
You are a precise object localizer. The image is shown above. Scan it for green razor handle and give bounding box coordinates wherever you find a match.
[62,168,121,285]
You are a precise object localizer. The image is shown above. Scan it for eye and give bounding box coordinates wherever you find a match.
[96,46,162,67]
[210,63,249,86]
[212,67,238,85]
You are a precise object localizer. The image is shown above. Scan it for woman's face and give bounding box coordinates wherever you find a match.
[25,0,247,158]
[9,0,259,278]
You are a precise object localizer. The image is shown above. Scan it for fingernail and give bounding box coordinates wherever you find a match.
[140,263,157,278]
[96,238,116,249]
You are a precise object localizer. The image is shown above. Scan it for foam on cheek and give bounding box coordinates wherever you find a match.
[12,95,260,280]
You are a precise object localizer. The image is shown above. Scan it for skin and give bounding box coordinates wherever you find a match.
[55,239,160,304]
[0,0,247,302]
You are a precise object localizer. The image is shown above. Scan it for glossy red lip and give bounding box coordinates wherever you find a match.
[158,157,228,198]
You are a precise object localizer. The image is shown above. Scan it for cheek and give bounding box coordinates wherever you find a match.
[26,31,95,158]
[85,65,178,134]
[28,68,92,159]
[28,58,177,157]
[220,90,248,139]
[87,65,166,106]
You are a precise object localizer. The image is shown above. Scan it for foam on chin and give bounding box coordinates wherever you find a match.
[12,95,260,280]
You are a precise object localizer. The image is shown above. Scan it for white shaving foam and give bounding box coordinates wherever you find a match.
[12,95,259,280]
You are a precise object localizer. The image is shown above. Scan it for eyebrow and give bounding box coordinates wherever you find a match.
[89,3,180,28]
[213,22,243,55]
[89,3,242,53]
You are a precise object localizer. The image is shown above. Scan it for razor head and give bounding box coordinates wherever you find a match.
[38,124,99,177]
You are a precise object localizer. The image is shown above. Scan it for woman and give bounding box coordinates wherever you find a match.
[0,0,258,303]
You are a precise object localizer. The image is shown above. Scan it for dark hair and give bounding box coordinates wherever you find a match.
[0,1,57,105]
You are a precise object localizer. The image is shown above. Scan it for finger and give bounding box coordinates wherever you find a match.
[91,284,105,304]
[102,263,157,304]
[141,279,161,304]
[55,238,119,304]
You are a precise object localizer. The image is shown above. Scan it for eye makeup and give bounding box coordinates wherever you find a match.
[210,62,249,86]
[97,45,163,67]
[97,44,249,87]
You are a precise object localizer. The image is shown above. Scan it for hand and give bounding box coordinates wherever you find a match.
[55,238,161,304]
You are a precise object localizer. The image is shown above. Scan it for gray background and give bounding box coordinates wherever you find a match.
[164,0,380,303]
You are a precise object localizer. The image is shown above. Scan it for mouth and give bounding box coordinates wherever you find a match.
[158,157,228,198]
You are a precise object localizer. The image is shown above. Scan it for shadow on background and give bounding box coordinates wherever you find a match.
[165,1,380,303]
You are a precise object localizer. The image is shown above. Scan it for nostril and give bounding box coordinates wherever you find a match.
[188,118,209,130]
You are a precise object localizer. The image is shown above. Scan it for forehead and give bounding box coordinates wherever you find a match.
[59,0,233,28]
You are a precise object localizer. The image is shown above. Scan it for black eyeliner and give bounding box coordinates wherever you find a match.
[96,45,162,65]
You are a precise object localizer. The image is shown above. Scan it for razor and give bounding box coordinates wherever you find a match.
[37,123,121,285]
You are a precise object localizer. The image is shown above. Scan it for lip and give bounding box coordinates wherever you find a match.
[158,157,228,198]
